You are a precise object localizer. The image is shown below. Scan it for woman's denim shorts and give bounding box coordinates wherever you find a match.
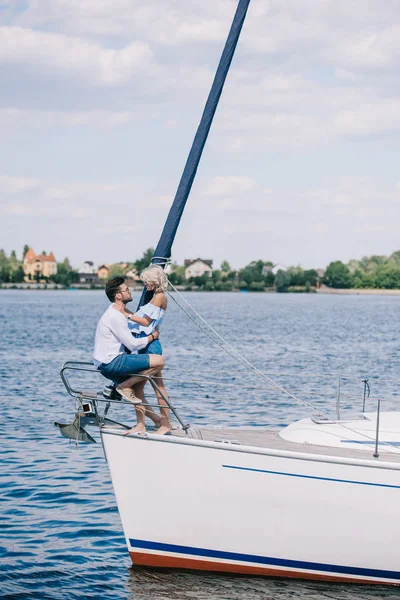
[99,353,150,385]
[138,339,162,355]
[132,332,162,356]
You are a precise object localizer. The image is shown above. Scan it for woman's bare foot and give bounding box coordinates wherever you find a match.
[123,423,146,436]
[154,424,172,435]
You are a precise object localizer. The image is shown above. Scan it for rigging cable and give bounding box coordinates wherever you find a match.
[166,280,399,453]
[167,280,321,414]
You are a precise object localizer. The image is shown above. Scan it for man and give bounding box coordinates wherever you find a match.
[93,277,166,434]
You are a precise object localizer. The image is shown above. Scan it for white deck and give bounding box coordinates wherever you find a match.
[171,411,400,463]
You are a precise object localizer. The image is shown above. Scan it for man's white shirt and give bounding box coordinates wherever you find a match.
[93,305,148,366]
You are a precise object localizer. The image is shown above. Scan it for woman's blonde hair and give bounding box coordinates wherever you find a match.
[140,264,168,292]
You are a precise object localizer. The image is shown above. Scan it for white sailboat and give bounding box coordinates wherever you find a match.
[59,357,400,585]
[101,411,400,584]
[58,0,400,585]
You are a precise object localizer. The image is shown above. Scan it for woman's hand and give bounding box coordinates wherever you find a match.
[147,329,159,345]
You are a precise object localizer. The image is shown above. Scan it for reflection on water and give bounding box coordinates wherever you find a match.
[127,567,396,599]
[1,290,400,599]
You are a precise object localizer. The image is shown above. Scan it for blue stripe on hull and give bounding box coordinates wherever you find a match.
[222,464,400,489]
[128,538,400,581]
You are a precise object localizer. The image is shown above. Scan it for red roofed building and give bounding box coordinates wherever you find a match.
[23,248,57,280]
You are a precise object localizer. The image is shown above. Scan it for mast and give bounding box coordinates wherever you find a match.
[139,0,251,307]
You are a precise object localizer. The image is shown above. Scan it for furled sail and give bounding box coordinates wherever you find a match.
[138,0,251,308]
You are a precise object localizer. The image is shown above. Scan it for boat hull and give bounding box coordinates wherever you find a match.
[101,430,400,585]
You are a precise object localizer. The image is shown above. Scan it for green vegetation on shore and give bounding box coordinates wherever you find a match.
[173,251,400,292]
[1,246,400,292]
[324,253,400,290]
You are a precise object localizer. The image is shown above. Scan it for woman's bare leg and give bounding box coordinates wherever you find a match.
[117,356,164,402]
[150,372,172,435]
[123,403,146,434]
[133,380,162,426]
[120,356,165,434]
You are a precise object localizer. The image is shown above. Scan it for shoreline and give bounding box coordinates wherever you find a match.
[316,287,400,295]
[2,284,400,295]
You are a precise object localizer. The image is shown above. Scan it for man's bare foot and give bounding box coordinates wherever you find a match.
[123,424,146,436]
[154,424,172,435]
[116,386,142,405]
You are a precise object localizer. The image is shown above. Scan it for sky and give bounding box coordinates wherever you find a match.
[1,0,400,270]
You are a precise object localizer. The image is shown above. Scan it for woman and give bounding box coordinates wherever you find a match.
[119,265,171,435]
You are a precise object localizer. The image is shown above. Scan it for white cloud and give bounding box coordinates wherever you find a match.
[329,27,400,70]
[352,224,385,233]
[0,108,138,127]
[1,170,399,269]
[0,175,40,193]
[312,223,329,233]
[205,175,258,196]
[2,2,400,144]
[334,193,354,206]
[0,26,152,85]
[4,203,31,215]
[0,176,172,218]
[334,101,400,136]
[13,0,234,43]
[1,0,400,268]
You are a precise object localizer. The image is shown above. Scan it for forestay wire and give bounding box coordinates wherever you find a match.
[166,280,400,452]
[166,280,319,414]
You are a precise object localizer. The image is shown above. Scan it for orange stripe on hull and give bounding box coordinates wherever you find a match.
[129,551,385,585]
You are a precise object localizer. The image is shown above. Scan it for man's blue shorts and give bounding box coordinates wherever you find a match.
[99,353,150,385]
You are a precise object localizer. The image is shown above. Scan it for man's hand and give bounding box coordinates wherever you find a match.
[152,329,160,340]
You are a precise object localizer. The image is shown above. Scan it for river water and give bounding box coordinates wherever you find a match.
[1,290,400,599]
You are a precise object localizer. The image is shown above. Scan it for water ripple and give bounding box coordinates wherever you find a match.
[1,290,399,599]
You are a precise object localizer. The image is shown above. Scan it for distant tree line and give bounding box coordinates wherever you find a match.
[0,249,25,283]
[168,260,320,292]
[2,246,400,291]
[169,250,400,292]
[322,252,400,290]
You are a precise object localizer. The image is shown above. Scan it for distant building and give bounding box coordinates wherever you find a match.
[262,264,273,276]
[315,268,325,289]
[98,265,110,279]
[78,261,98,284]
[23,248,57,281]
[184,259,213,280]
[125,267,140,283]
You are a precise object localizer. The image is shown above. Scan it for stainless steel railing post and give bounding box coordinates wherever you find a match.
[373,398,381,458]
[336,376,341,421]
[362,378,370,413]
[60,362,190,432]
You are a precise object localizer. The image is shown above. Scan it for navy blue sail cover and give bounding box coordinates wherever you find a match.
[138,0,251,308]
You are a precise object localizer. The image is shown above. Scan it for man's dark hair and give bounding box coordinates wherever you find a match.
[105,277,125,302]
